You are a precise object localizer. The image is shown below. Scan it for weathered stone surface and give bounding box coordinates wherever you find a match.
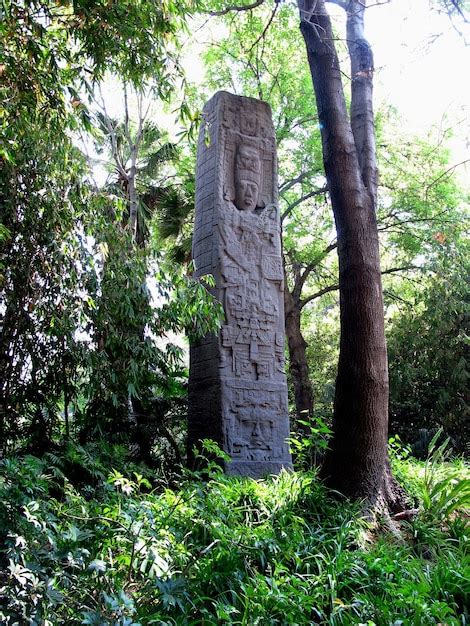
[188,91,292,478]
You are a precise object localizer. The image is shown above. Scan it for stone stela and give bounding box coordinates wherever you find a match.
[188,91,292,477]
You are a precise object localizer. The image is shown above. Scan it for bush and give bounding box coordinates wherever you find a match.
[388,263,469,453]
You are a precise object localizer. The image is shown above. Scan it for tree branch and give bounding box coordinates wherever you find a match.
[208,0,265,16]
[97,85,127,179]
[281,185,328,221]
[381,265,418,276]
[290,262,303,304]
[300,284,339,309]
[291,241,337,301]
[425,159,470,200]
[248,2,279,52]
[125,87,147,240]
[329,0,392,14]
[377,213,461,232]
[299,265,418,309]
[279,170,315,193]
[345,0,378,198]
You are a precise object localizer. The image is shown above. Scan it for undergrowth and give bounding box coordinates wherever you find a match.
[0,443,468,625]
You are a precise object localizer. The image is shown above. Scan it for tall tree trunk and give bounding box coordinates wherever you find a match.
[128,157,139,240]
[298,0,405,511]
[284,286,314,425]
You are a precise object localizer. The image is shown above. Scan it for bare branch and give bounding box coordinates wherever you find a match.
[126,90,138,237]
[290,115,319,131]
[281,185,328,221]
[208,0,265,17]
[381,265,419,276]
[123,82,133,149]
[383,289,414,307]
[248,2,279,53]
[279,170,322,193]
[377,212,463,233]
[300,284,339,309]
[299,265,418,309]
[125,88,147,240]
[293,240,337,299]
[328,0,392,15]
[443,0,469,22]
[425,159,470,200]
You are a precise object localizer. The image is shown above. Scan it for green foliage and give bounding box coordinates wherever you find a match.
[377,117,467,266]
[1,125,222,455]
[75,200,222,455]
[1,449,468,625]
[0,116,91,452]
[420,431,470,521]
[289,415,333,470]
[304,303,340,416]
[390,433,470,518]
[1,0,189,131]
[1,0,223,458]
[388,255,469,451]
[203,2,331,260]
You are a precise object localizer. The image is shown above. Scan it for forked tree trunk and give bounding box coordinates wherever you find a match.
[285,287,314,425]
[298,0,406,511]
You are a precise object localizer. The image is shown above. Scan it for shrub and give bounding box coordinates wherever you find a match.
[0,447,468,625]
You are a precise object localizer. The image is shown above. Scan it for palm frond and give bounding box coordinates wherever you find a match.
[140,143,179,178]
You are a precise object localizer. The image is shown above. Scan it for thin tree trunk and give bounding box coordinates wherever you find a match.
[62,336,70,440]
[284,287,314,424]
[128,157,139,239]
[346,2,377,196]
[298,0,405,511]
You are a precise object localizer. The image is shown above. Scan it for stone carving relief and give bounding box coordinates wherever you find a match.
[189,92,291,476]
[222,385,290,462]
[217,100,288,463]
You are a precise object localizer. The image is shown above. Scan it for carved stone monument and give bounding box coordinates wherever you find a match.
[188,91,292,477]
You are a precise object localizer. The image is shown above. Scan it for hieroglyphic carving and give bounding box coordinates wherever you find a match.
[188,92,292,477]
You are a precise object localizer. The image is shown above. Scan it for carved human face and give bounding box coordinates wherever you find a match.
[234,145,261,212]
[235,180,259,212]
[241,410,272,449]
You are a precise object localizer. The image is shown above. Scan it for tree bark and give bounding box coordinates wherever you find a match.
[298,0,405,511]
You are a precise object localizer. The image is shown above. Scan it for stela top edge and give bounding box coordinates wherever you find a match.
[205,90,274,117]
